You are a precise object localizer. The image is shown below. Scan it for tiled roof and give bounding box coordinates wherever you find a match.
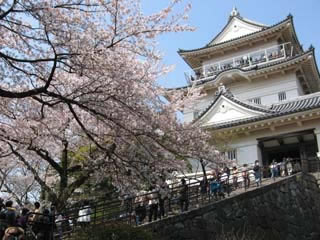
[178,16,292,54]
[196,91,320,129]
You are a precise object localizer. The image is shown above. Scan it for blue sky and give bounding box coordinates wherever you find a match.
[142,0,320,88]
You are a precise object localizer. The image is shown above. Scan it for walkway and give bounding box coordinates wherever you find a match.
[24,173,301,239]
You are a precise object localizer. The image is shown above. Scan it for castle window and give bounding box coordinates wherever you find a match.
[278,91,286,101]
[226,149,237,160]
[249,97,261,105]
[193,111,199,119]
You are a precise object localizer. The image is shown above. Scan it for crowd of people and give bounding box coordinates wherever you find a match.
[269,157,301,180]
[0,159,303,237]
[0,200,55,240]
[127,163,265,226]
[130,177,171,225]
[135,158,301,225]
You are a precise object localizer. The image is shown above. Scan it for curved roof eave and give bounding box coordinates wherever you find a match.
[202,91,320,130]
[199,50,313,88]
[166,50,314,92]
[178,16,292,56]
[288,14,303,53]
[193,90,275,125]
[309,47,320,88]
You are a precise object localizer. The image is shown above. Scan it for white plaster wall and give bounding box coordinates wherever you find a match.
[184,91,217,123]
[236,143,259,166]
[229,72,299,104]
[184,112,194,124]
[184,72,301,123]
[213,17,263,44]
[227,117,320,165]
[296,77,304,95]
[314,127,320,154]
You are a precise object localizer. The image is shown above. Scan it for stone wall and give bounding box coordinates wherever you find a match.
[146,173,320,240]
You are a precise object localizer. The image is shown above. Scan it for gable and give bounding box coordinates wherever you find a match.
[199,96,266,127]
[210,17,264,45]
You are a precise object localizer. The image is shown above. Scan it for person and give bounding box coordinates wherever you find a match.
[224,166,231,183]
[3,200,17,227]
[147,186,158,222]
[0,212,8,240]
[0,198,4,212]
[48,204,56,240]
[270,160,278,181]
[179,178,188,212]
[17,208,29,230]
[253,160,262,187]
[134,192,147,225]
[158,178,169,219]
[31,201,41,222]
[2,226,24,240]
[35,209,51,240]
[30,201,41,236]
[232,166,238,189]
[77,201,92,227]
[63,213,72,234]
[122,192,134,220]
[209,178,221,200]
[293,161,302,173]
[286,159,293,176]
[222,167,231,196]
[242,164,250,190]
[55,213,64,239]
[199,177,208,203]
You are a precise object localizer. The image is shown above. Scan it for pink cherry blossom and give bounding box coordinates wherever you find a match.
[0,0,222,209]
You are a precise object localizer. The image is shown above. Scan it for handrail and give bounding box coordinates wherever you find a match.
[22,161,307,239]
[185,42,293,83]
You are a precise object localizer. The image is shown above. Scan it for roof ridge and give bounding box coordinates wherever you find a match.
[194,90,274,123]
[240,16,269,28]
[222,92,276,113]
[272,92,320,106]
[179,16,291,54]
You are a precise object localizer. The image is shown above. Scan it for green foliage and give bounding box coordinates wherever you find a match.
[71,223,157,240]
[69,145,94,165]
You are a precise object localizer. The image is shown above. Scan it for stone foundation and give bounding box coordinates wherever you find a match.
[146,173,320,240]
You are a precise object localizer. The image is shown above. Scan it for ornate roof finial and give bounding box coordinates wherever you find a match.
[230,6,240,17]
[309,44,314,51]
[217,83,226,95]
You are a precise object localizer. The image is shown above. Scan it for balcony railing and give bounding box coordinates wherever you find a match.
[185,42,294,83]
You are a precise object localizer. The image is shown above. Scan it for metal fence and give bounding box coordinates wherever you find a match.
[19,164,305,239]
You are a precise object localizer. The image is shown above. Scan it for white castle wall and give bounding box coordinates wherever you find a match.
[229,72,300,104]
[183,72,301,123]
[229,118,320,166]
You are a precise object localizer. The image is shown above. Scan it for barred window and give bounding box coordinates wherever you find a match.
[249,97,261,105]
[193,111,199,119]
[226,149,237,160]
[278,91,286,101]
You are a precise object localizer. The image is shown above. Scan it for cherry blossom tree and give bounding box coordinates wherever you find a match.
[0,0,221,209]
[0,159,40,205]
